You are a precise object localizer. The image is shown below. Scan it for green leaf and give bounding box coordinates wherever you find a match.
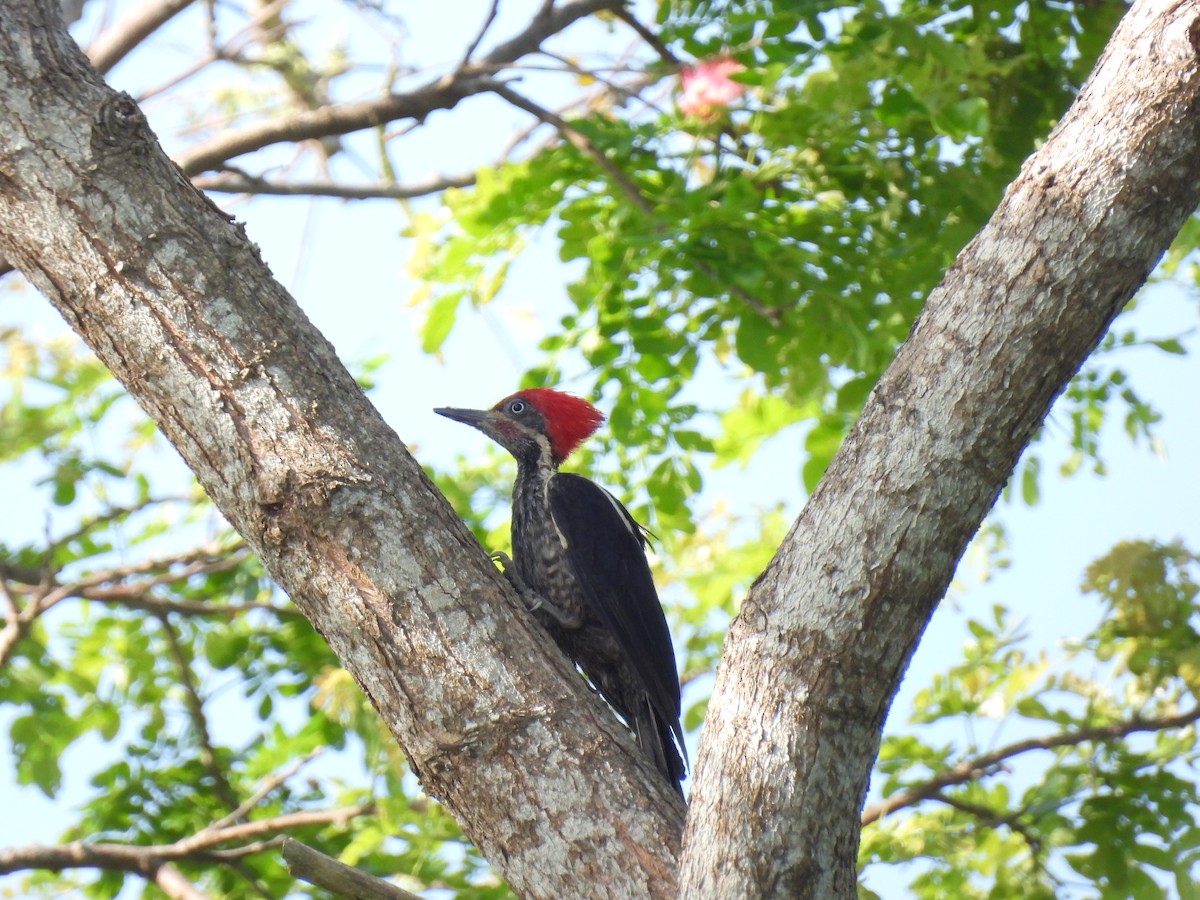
[1151,338,1186,355]
[1020,457,1041,506]
[933,98,990,142]
[420,291,463,355]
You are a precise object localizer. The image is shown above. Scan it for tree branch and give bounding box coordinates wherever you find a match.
[282,839,421,900]
[489,80,654,215]
[861,705,1200,825]
[930,793,1043,857]
[153,863,212,900]
[192,170,477,200]
[459,0,501,69]
[204,748,325,834]
[491,81,781,324]
[0,544,249,668]
[174,0,623,177]
[81,588,297,620]
[0,805,375,877]
[86,0,198,75]
[611,4,681,67]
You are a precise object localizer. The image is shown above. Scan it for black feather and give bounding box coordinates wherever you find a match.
[548,473,687,783]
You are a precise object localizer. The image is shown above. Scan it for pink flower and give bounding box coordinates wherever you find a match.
[678,58,746,119]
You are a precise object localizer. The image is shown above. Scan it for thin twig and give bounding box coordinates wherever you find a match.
[611,4,681,66]
[0,544,249,668]
[33,550,247,618]
[490,80,654,215]
[48,495,191,557]
[81,589,296,619]
[204,747,325,833]
[157,614,242,813]
[931,792,1043,855]
[193,170,477,200]
[491,80,782,324]
[459,0,501,69]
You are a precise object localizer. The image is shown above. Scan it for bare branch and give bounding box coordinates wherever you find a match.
[193,170,477,200]
[861,705,1200,825]
[283,839,421,900]
[87,0,198,75]
[490,80,654,215]
[611,4,681,67]
[153,863,211,900]
[459,0,501,69]
[0,805,376,877]
[174,0,623,177]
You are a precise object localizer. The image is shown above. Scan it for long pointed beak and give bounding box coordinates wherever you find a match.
[434,406,492,429]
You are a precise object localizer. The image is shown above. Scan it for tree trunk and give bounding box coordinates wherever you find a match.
[0,2,683,897]
[679,2,1200,895]
[2,0,1198,898]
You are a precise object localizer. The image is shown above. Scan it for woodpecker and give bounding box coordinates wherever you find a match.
[435,389,687,795]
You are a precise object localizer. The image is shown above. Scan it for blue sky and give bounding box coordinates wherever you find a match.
[2,1,1199,897]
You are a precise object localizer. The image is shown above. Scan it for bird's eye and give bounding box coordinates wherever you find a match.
[509,400,526,414]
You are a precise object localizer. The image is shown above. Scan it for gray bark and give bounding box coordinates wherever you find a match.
[0,2,682,898]
[678,1,1200,896]
[0,0,1198,897]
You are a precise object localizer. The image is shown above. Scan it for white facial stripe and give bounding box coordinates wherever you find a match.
[534,432,555,470]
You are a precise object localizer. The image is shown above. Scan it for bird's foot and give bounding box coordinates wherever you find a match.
[489,551,582,628]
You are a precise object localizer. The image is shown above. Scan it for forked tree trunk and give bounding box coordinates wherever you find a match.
[0,0,1196,897]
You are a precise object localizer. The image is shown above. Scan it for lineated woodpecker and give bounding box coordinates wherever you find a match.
[435,389,687,795]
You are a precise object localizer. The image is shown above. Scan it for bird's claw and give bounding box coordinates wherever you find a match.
[488,550,582,628]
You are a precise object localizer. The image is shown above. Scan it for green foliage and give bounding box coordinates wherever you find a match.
[412,0,1195,513]
[5,0,1200,897]
[862,544,1200,897]
[0,327,486,897]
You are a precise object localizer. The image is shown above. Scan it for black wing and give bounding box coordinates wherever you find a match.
[548,473,686,765]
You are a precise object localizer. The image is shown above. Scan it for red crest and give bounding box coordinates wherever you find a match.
[498,388,604,463]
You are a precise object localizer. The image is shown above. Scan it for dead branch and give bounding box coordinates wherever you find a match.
[193,170,477,200]
[174,0,624,177]
[282,838,421,900]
